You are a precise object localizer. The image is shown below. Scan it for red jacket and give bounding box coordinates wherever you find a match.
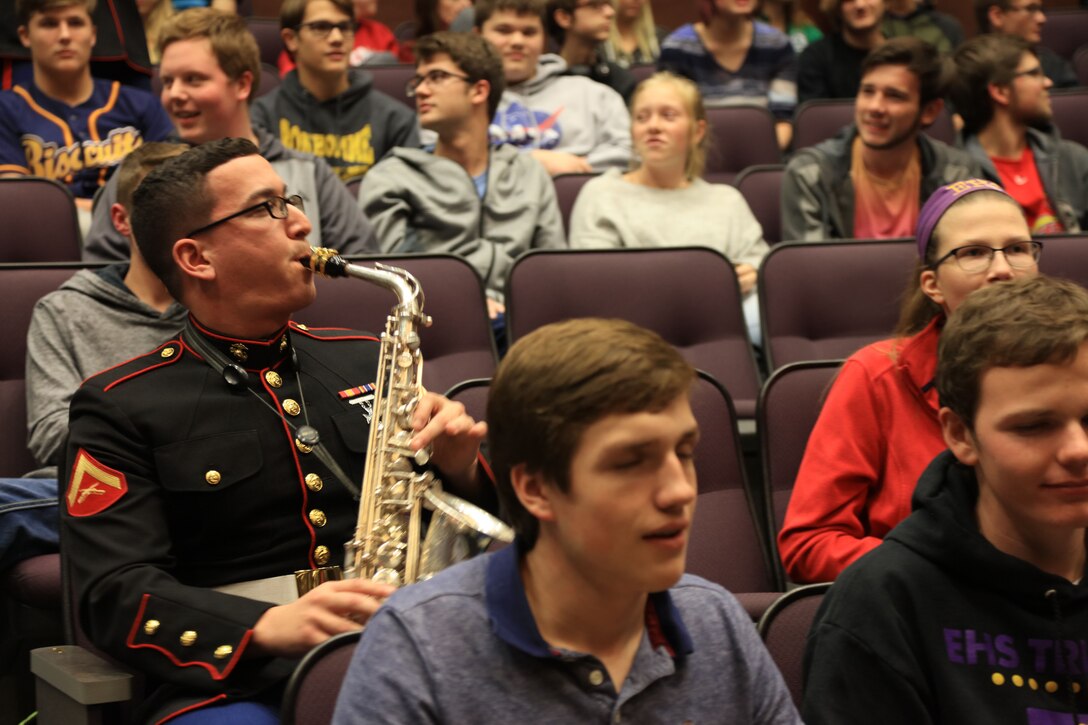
[778,317,946,583]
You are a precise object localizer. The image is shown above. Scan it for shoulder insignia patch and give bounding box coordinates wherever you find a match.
[66,449,128,517]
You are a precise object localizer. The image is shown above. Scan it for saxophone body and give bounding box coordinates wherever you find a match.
[305,247,512,588]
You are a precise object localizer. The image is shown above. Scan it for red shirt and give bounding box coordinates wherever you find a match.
[991,145,1064,235]
[277,19,411,77]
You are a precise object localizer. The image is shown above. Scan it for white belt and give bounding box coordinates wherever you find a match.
[213,574,299,605]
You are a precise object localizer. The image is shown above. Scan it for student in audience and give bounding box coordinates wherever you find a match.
[781,37,980,242]
[802,274,1088,723]
[760,0,822,54]
[658,0,797,150]
[82,8,375,262]
[952,34,1087,235]
[277,0,409,74]
[0,0,173,217]
[569,71,767,344]
[27,142,188,475]
[798,0,885,104]
[779,179,1041,584]
[138,0,175,64]
[546,0,637,102]
[252,0,418,183]
[332,317,803,724]
[881,0,962,55]
[476,0,632,176]
[360,31,564,315]
[602,0,664,67]
[975,0,1078,88]
[417,0,473,38]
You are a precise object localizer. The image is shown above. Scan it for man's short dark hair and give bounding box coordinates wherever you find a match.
[487,318,695,549]
[16,0,95,26]
[862,37,947,107]
[545,0,577,46]
[415,31,505,118]
[131,138,260,299]
[950,33,1034,136]
[279,0,353,31]
[974,0,1008,34]
[474,0,547,30]
[938,276,1088,429]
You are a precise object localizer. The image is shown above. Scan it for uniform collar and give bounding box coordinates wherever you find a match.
[184,315,293,371]
[484,541,694,659]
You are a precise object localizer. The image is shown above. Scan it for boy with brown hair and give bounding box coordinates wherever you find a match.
[804,275,1088,723]
[333,317,801,724]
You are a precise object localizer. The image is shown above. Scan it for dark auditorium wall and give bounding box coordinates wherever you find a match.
[257,0,1086,39]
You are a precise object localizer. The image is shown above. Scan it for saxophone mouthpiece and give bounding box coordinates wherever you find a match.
[305,247,347,278]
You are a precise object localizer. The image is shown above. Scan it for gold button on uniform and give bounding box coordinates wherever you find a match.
[314,545,331,565]
[309,509,327,527]
[588,669,604,686]
[296,438,313,454]
[279,336,288,352]
[160,347,175,358]
[205,470,221,486]
[283,399,301,416]
[305,473,323,492]
[180,631,198,647]
[228,343,248,362]
[214,645,233,660]
[296,324,309,330]
[143,619,160,635]
[265,371,282,388]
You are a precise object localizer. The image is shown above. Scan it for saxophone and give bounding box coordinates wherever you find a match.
[304,247,513,589]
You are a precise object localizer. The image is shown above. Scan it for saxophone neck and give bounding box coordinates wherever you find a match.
[305,247,426,321]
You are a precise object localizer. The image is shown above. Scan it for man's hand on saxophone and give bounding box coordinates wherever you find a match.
[249,578,396,658]
[410,391,489,496]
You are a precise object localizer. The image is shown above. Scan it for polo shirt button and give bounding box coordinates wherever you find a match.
[588,669,604,686]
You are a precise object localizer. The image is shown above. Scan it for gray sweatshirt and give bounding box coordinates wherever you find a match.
[26,265,187,470]
[489,54,632,172]
[360,145,566,295]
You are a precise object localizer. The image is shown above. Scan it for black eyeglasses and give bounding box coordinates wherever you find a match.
[405,69,473,97]
[1006,3,1044,14]
[930,241,1043,274]
[297,20,356,38]
[575,0,615,9]
[186,195,305,238]
[1014,66,1046,79]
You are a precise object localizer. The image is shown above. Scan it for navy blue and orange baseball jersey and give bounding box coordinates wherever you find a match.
[0,77,173,199]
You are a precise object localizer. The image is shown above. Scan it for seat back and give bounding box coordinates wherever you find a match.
[687,372,780,593]
[552,172,598,237]
[245,17,283,68]
[1075,45,1088,87]
[1040,9,1088,60]
[0,264,87,476]
[506,248,762,417]
[792,99,955,151]
[757,361,843,538]
[704,105,781,183]
[759,239,916,371]
[757,583,832,707]
[734,164,785,245]
[256,62,281,99]
[0,179,82,263]
[365,64,415,109]
[1038,234,1088,288]
[629,63,655,86]
[442,377,490,420]
[299,254,497,396]
[1050,89,1088,149]
[281,630,361,725]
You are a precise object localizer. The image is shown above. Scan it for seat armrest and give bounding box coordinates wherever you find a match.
[31,646,133,725]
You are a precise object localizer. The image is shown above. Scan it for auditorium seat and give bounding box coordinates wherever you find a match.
[245,17,282,69]
[281,631,361,725]
[1049,89,1088,149]
[552,172,598,236]
[734,164,785,245]
[1038,233,1088,289]
[758,239,916,371]
[506,247,762,418]
[757,583,832,707]
[1074,45,1088,87]
[0,179,82,263]
[366,64,416,109]
[704,105,781,184]
[301,253,497,396]
[1040,9,1088,60]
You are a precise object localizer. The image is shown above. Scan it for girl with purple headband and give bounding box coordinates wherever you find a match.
[779,179,1041,584]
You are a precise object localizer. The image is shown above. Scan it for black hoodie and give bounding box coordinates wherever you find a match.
[252,68,418,182]
[803,450,1088,725]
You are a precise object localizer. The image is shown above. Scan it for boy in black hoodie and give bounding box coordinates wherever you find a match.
[252,0,418,182]
[803,268,1088,719]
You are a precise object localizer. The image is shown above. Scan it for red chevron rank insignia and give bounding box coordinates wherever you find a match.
[66,449,128,517]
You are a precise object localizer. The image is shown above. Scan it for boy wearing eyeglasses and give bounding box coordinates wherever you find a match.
[250,0,418,183]
[975,0,1078,89]
[950,33,1087,234]
[359,30,564,317]
[803,275,1088,724]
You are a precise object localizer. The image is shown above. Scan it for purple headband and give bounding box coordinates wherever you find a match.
[915,179,1011,259]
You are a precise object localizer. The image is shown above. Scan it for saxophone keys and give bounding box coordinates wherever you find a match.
[397,352,413,368]
[373,568,401,586]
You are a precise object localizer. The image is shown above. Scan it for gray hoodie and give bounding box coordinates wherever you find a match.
[26,264,187,470]
[489,54,632,172]
[360,144,566,295]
